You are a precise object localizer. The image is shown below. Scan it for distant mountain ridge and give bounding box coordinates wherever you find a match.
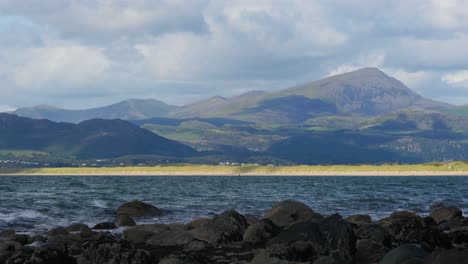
[12,99,178,123]
[170,68,450,124]
[0,113,196,159]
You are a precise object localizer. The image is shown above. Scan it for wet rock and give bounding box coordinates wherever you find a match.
[186,218,211,230]
[190,210,249,244]
[424,248,468,264]
[0,241,23,262]
[380,244,429,264]
[47,227,69,236]
[430,205,462,224]
[346,214,372,224]
[114,214,136,227]
[77,239,150,264]
[245,214,260,225]
[385,214,450,250]
[263,200,322,227]
[13,234,29,245]
[355,239,388,264]
[244,219,280,245]
[92,222,117,230]
[313,256,341,264]
[355,224,392,247]
[0,230,16,242]
[124,223,183,244]
[66,223,92,233]
[249,249,289,264]
[265,221,325,262]
[319,214,356,263]
[6,242,76,264]
[115,200,163,217]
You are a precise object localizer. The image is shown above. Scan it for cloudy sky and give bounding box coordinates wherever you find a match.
[1,0,468,111]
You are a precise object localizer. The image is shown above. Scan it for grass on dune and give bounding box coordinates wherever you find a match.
[1,162,468,175]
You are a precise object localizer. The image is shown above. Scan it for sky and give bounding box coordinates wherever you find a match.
[1,0,468,111]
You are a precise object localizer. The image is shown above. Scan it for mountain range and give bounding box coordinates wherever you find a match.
[0,114,196,159]
[4,67,468,165]
[12,99,177,123]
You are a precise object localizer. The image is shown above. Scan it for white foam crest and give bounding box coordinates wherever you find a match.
[92,200,108,208]
[0,210,46,222]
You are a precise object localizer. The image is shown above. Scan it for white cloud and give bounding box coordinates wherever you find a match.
[1,0,468,108]
[442,70,468,88]
[13,42,111,89]
[0,105,16,112]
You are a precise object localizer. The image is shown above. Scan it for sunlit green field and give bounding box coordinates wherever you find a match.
[2,162,468,176]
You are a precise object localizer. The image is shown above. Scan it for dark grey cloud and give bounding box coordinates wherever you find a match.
[1,0,468,109]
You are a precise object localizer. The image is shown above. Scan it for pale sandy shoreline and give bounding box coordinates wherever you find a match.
[1,170,468,176]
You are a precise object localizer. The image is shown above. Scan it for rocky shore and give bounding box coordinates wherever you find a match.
[1,200,468,264]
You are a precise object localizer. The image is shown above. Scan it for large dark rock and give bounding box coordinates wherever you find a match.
[356,223,392,247]
[190,210,249,244]
[92,222,117,230]
[261,214,356,263]
[0,241,23,263]
[319,214,356,263]
[77,237,150,264]
[47,227,70,237]
[263,200,322,227]
[115,200,163,217]
[243,219,280,245]
[385,214,450,250]
[355,239,388,264]
[346,214,372,224]
[266,221,325,262]
[6,242,76,264]
[0,229,15,241]
[114,214,137,227]
[425,249,468,264]
[380,244,428,264]
[430,204,462,224]
[66,223,92,233]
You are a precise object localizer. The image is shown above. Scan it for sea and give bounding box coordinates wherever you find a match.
[1,176,467,234]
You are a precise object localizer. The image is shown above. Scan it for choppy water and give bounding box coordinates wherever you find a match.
[1,176,467,233]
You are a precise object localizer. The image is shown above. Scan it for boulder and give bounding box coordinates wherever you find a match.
[430,205,462,224]
[265,221,325,262]
[313,256,341,264]
[263,200,322,227]
[355,239,388,264]
[249,249,289,264]
[115,200,163,217]
[92,222,117,230]
[123,223,186,244]
[0,229,15,241]
[380,244,429,264]
[425,249,468,264]
[66,223,92,233]
[77,238,150,264]
[319,214,356,263]
[190,210,249,244]
[186,218,211,230]
[245,214,260,225]
[47,227,69,237]
[114,214,136,227]
[243,219,280,245]
[355,224,392,247]
[346,214,372,224]
[0,241,23,263]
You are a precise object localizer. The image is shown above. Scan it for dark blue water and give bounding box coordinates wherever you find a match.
[1,176,467,233]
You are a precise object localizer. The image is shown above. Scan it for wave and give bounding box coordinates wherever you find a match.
[0,210,46,222]
[92,200,108,208]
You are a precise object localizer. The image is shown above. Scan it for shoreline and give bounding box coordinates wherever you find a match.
[1,199,466,263]
[2,163,468,176]
[2,171,468,176]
